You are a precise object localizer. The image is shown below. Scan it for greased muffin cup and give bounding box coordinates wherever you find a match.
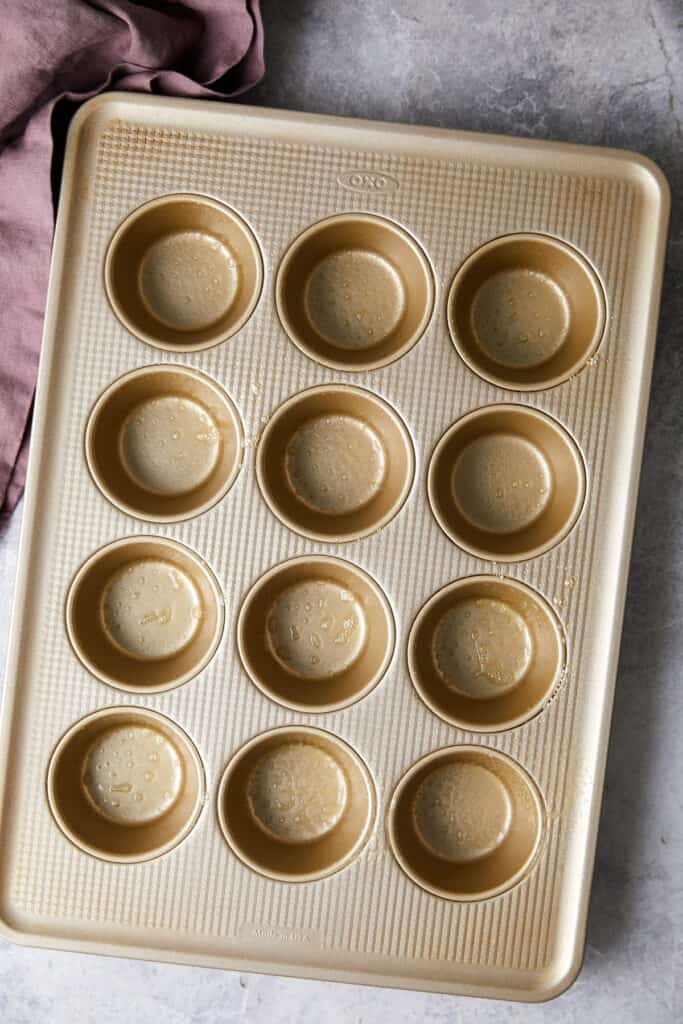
[47,707,205,863]
[408,576,566,731]
[105,193,263,351]
[447,233,606,391]
[276,214,434,371]
[217,726,376,882]
[238,555,395,713]
[66,536,224,693]
[86,365,243,522]
[0,97,669,1002]
[388,746,545,900]
[428,404,586,561]
[256,384,415,542]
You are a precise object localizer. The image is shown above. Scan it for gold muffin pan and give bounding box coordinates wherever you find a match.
[0,96,669,1002]
[60,166,588,883]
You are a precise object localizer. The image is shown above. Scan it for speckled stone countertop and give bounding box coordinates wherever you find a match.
[0,1,681,1020]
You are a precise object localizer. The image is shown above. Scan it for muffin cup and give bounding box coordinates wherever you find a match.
[408,576,566,731]
[105,194,263,351]
[47,706,205,863]
[388,746,545,900]
[85,365,243,522]
[428,404,586,561]
[66,537,224,693]
[447,233,606,390]
[238,555,395,713]
[276,214,434,371]
[217,726,376,882]
[256,384,414,543]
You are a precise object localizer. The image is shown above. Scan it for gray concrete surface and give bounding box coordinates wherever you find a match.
[1,1,681,1020]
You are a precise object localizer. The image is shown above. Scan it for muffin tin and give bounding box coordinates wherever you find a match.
[0,95,669,1001]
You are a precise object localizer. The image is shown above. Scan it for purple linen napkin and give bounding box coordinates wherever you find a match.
[0,0,264,521]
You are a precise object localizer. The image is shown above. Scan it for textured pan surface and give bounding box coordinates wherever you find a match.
[0,95,669,1001]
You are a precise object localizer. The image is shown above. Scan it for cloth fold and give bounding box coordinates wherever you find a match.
[0,0,264,521]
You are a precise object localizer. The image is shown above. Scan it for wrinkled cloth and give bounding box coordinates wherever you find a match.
[0,0,264,520]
